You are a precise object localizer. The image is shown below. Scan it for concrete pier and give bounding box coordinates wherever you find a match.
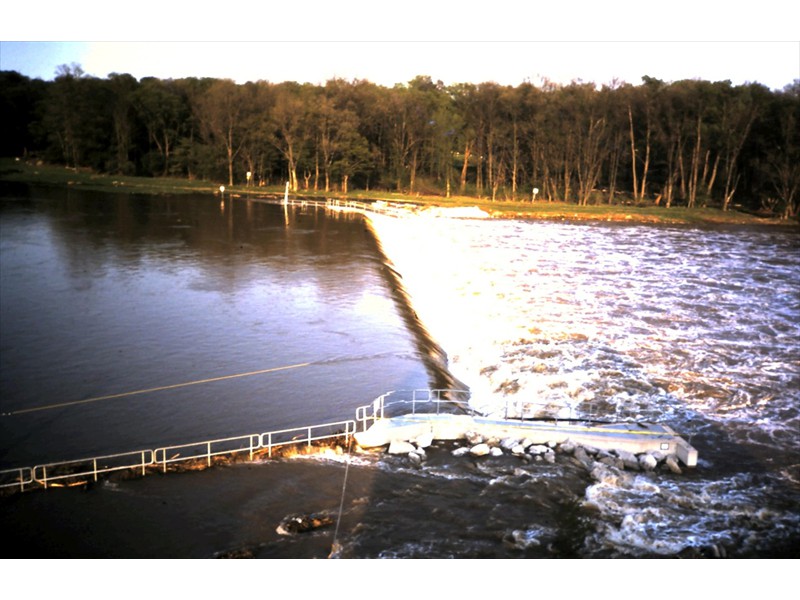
[355,413,698,467]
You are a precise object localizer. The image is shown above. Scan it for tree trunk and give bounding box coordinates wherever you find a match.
[628,105,639,201]
[688,115,702,208]
[639,122,651,201]
[460,142,471,193]
[511,121,518,200]
[409,148,418,194]
[314,148,320,191]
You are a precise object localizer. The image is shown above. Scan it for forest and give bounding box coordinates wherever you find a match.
[1,64,798,219]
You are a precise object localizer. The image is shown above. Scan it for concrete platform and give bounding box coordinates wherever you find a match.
[355,413,698,467]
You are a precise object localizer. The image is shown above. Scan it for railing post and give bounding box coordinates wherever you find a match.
[93,458,98,482]
[141,452,146,476]
[42,466,47,490]
[207,442,212,467]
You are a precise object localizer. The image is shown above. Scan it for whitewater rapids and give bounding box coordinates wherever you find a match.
[365,210,800,556]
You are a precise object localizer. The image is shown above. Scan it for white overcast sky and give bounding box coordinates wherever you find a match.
[2,2,799,90]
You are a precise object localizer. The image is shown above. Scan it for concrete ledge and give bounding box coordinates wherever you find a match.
[355,413,698,467]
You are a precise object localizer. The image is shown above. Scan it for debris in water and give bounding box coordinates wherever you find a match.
[276,512,335,535]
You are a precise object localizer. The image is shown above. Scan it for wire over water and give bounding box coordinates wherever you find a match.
[2,361,314,417]
[1,351,416,417]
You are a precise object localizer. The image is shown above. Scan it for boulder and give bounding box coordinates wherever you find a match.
[510,444,526,455]
[414,432,434,449]
[559,441,576,455]
[388,440,416,455]
[665,455,683,474]
[490,447,504,457]
[407,451,423,466]
[452,446,471,457]
[638,453,658,471]
[470,443,491,457]
[543,451,556,464]
[465,431,484,445]
[573,446,594,469]
[500,437,520,451]
[599,456,624,470]
[528,445,550,455]
[615,450,641,471]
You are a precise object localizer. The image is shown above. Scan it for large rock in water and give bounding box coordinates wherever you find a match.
[615,449,641,471]
[414,432,434,448]
[470,443,491,456]
[465,431,484,445]
[638,453,658,471]
[665,455,683,474]
[388,440,416,455]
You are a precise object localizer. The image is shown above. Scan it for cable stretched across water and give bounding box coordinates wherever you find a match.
[2,361,314,417]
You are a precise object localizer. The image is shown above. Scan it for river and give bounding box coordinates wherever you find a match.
[1,184,798,558]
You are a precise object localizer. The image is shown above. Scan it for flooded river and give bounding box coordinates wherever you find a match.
[1,185,798,558]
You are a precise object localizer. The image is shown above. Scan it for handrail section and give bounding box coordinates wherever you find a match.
[1,419,355,493]
[355,388,472,431]
[353,388,663,430]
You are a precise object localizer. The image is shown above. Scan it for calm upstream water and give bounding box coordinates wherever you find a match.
[1,183,798,558]
[0,184,433,467]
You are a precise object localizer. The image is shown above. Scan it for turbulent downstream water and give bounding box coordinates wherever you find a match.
[1,185,798,558]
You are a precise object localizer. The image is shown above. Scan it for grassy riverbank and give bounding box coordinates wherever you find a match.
[1,158,794,227]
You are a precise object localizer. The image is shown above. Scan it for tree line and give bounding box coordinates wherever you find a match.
[1,65,798,218]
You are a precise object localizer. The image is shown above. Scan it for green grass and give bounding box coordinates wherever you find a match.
[1,158,793,227]
[0,158,219,195]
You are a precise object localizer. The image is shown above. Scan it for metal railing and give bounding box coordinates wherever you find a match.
[353,388,663,431]
[1,419,355,493]
[355,389,472,431]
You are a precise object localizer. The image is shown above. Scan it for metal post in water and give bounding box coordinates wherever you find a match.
[284,181,289,205]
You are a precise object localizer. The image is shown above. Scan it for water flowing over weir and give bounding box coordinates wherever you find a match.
[362,216,469,393]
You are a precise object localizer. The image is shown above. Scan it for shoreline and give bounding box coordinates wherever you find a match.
[2,159,796,229]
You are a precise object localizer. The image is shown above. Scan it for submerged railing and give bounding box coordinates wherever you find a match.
[0,419,355,494]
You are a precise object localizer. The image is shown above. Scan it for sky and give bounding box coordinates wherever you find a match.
[1,2,799,90]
